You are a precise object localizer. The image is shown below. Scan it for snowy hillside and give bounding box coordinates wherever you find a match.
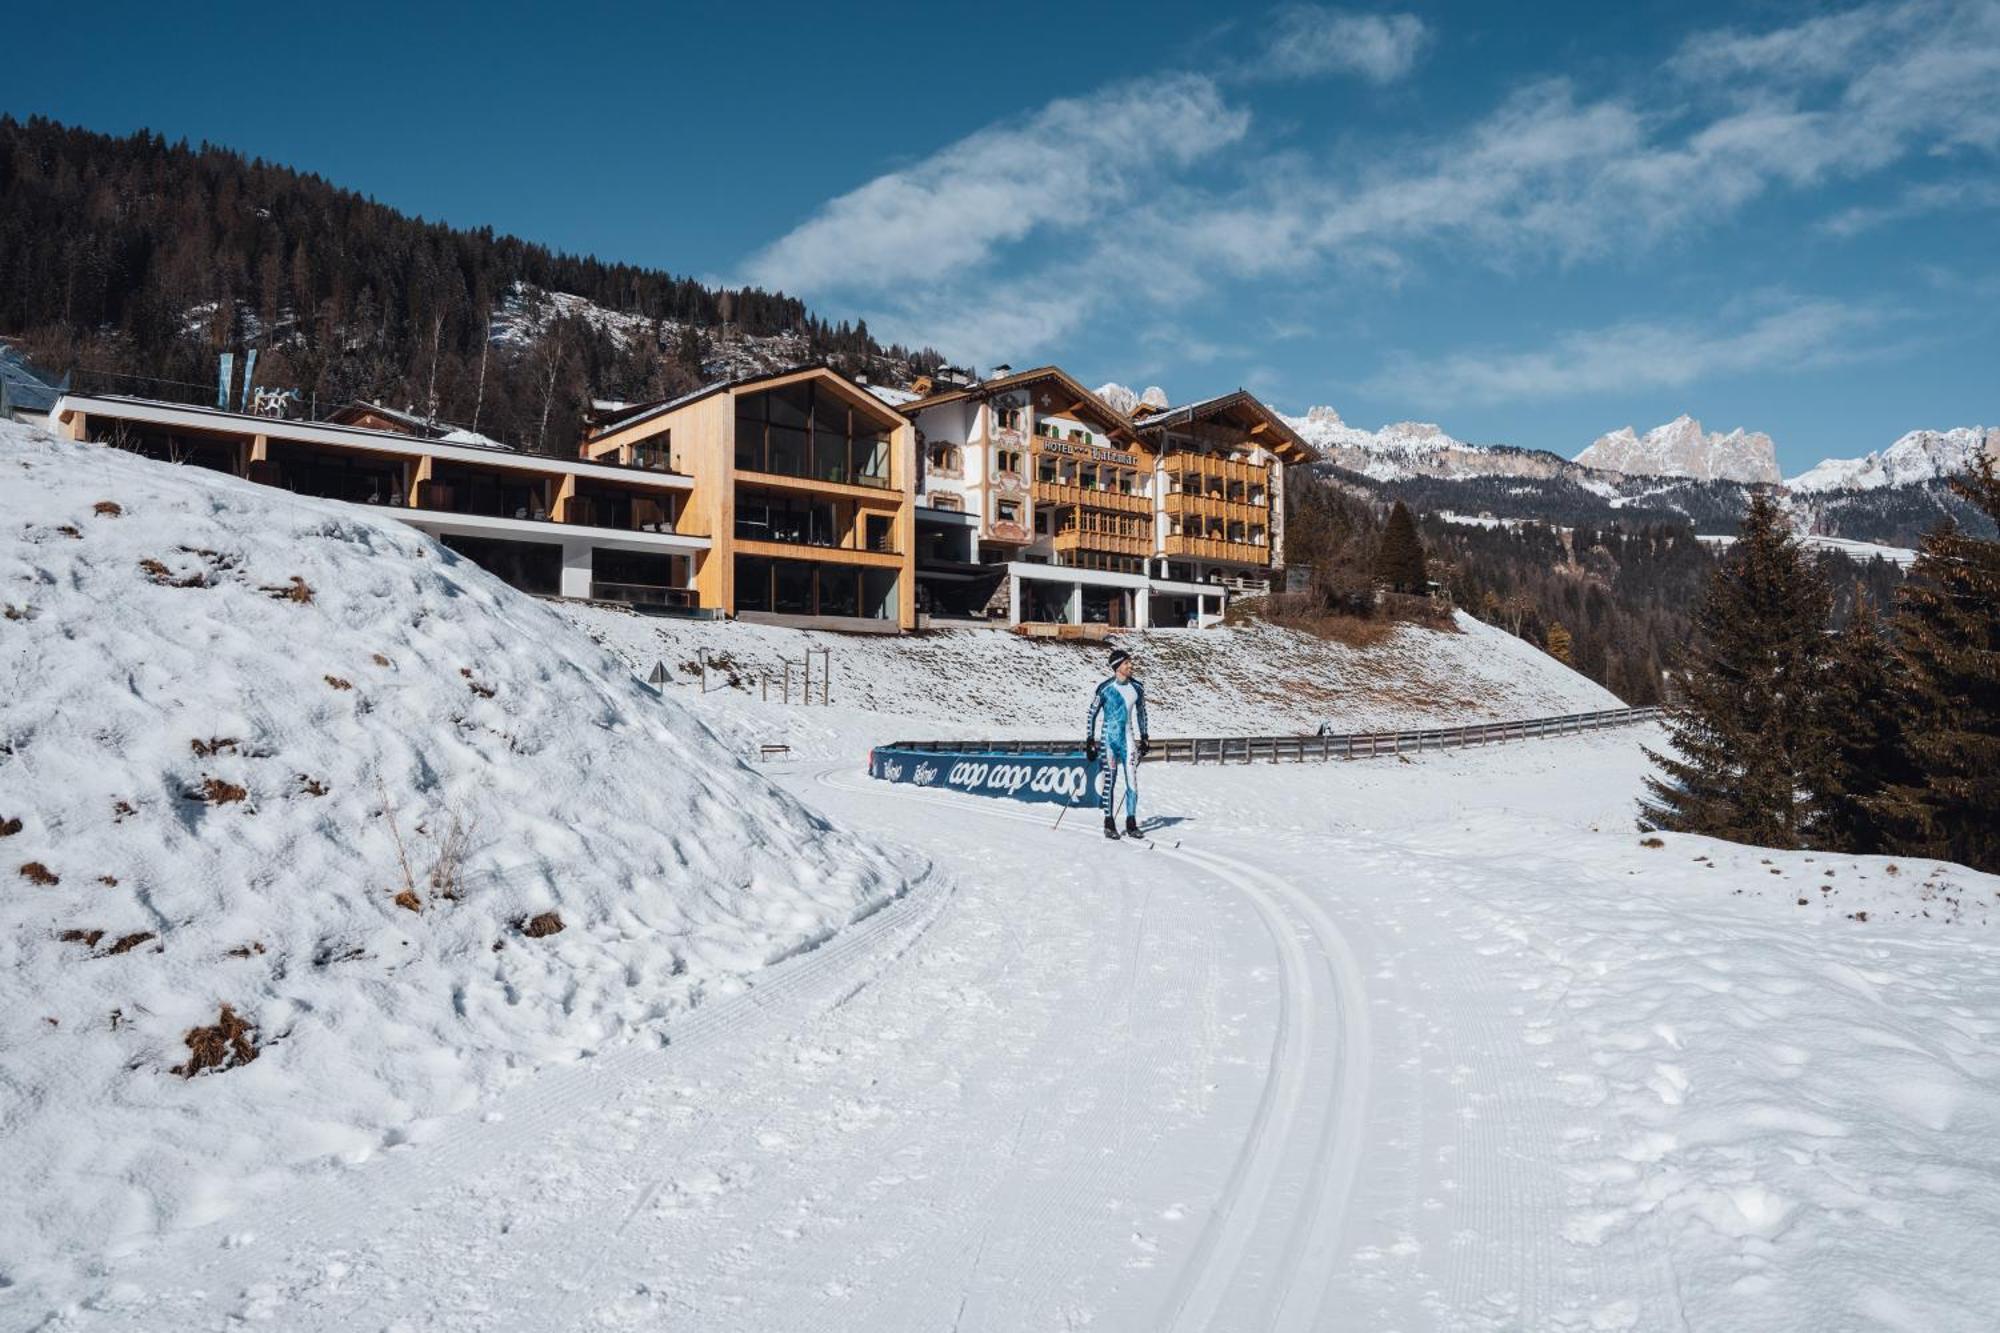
[1577,415,1781,484]
[1787,425,1998,492]
[0,423,918,1299]
[557,603,1622,761]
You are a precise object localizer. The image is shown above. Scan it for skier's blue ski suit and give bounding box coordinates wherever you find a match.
[1085,675,1149,821]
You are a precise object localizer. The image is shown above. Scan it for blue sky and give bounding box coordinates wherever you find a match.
[8,0,1997,471]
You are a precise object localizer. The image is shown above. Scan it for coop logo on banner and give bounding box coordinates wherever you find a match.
[867,747,1097,808]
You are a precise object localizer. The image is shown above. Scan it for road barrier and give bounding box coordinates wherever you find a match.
[882,705,1663,767]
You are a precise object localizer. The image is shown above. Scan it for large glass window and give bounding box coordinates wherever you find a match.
[736,556,774,612]
[734,382,892,487]
[774,561,814,614]
[819,567,859,617]
[736,492,836,548]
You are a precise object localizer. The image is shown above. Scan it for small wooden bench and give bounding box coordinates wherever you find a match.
[757,744,792,761]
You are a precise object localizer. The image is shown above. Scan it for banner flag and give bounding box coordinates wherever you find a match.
[217,353,234,409]
[868,747,1099,808]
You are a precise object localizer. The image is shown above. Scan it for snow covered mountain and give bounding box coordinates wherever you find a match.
[1282,405,1587,485]
[1787,425,1998,492]
[1576,415,1781,485]
[1093,381,1171,416]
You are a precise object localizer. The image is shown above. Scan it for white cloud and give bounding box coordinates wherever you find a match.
[1259,7,1431,83]
[1360,296,1889,405]
[1820,177,2000,235]
[742,76,1249,297]
[735,0,2000,372]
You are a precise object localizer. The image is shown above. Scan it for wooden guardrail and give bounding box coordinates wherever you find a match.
[885,705,1663,765]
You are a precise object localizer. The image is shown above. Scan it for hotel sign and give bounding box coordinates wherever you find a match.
[1036,438,1139,468]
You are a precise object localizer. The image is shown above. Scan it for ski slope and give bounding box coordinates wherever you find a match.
[30,735,2000,1331]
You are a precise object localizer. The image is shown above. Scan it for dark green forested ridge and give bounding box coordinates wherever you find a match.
[0,115,943,453]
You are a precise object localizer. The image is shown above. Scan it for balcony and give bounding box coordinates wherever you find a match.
[1055,529,1153,558]
[1163,490,1267,522]
[1164,454,1268,485]
[1033,480,1151,514]
[1163,533,1271,565]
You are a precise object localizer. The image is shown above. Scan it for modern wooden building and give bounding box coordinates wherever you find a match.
[50,392,708,610]
[581,366,918,631]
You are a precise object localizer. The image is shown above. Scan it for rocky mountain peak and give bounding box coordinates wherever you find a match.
[1575,415,1781,484]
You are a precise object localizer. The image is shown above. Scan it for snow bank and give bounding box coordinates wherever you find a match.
[0,423,917,1296]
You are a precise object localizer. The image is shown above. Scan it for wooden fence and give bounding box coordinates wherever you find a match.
[885,705,1663,765]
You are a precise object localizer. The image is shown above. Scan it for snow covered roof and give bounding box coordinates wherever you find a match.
[325,401,514,451]
[0,346,66,416]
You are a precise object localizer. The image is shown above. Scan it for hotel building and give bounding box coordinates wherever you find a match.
[903,367,1312,630]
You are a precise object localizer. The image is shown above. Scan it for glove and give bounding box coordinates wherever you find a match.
[1085,739,1099,762]
[1140,738,1152,758]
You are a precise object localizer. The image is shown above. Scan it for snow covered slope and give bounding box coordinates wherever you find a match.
[1577,415,1781,484]
[1787,425,1998,492]
[559,604,1622,761]
[0,422,916,1298]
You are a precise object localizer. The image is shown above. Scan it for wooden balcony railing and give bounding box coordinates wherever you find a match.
[1055,529,1153,557]
[1163,454,1268,484]
[1163,491,1267,522]
[1032,481,1151,514]
[1163,534,1271,564]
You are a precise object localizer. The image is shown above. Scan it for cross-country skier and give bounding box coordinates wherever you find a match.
[1085,647,1151,840]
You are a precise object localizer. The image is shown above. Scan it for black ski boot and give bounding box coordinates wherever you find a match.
[1125,816,1142,838]
[1103,816,1121,840]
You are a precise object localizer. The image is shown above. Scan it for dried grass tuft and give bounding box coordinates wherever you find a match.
[0,816,21,837]
[260,576,314,604]
[93,500,123,517]
[171,1004,259,1077]
[21,861,59,886]
[520,911,565,938]
[190,737,239,758]
[105,931,155,955]
[324,675,353,691]
[195,777,248,805]
[59,928,105,948]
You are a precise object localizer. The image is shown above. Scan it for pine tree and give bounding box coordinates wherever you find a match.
[1871,457,2000,872]
[1547,621,1574,666]
[1374,500,1428,594]
[1815,593,1907,853]
[1641,494,1835,847]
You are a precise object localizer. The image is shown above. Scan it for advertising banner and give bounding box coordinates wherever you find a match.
[868,747,1099,808]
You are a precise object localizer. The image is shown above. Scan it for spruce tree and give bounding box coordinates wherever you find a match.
[1374,501,1428,595]
[1871,457,2000,872]
[1641,494,1835,847]
[1815,593,1907,853]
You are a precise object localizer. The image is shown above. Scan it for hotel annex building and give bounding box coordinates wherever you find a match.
[48,362,1311,634]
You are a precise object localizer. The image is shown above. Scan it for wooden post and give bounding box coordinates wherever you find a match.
[700,659,707,694]
[803,653,811,706]
[784,661,792,704]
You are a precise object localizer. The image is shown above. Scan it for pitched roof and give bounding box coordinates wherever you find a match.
[1129,389,1316,463]
[588,363,907,441]
[903,365,1141,443]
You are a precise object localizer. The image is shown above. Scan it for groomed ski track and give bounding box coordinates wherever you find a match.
[51,752,1682,1332]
